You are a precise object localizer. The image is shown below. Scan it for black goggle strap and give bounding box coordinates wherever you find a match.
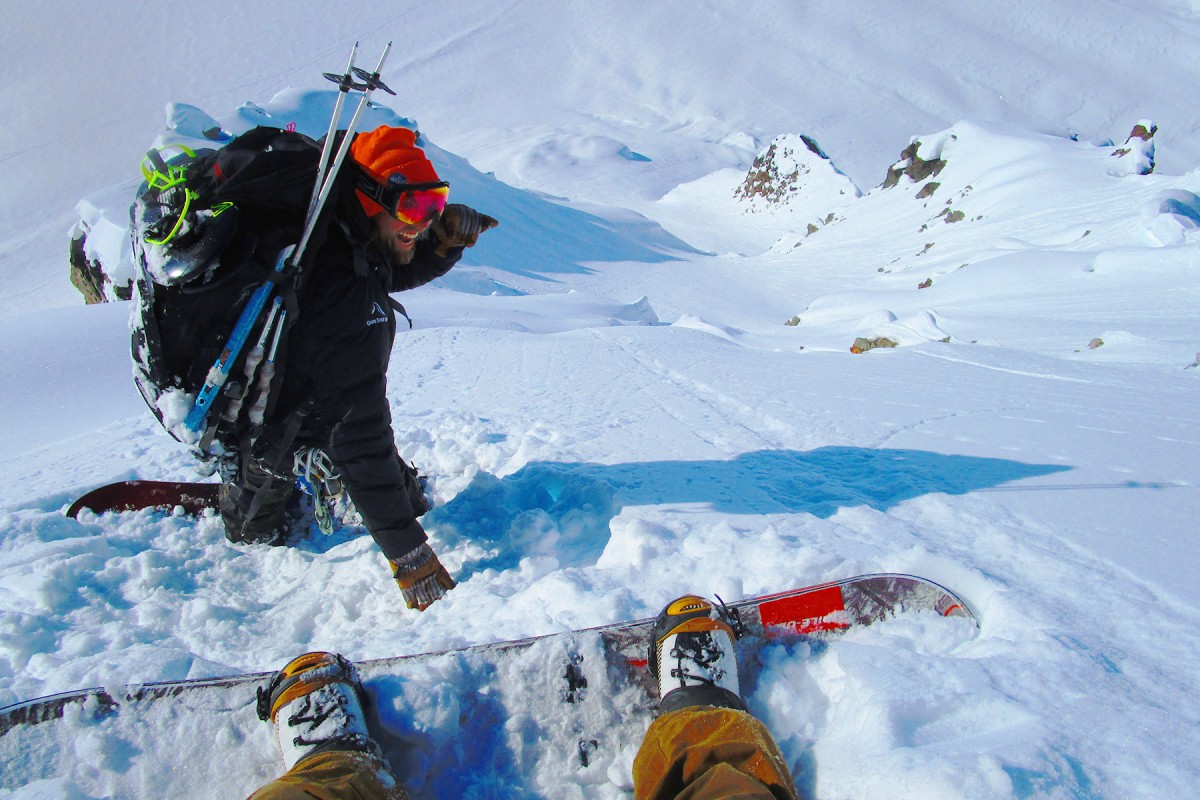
[356,173,450,214]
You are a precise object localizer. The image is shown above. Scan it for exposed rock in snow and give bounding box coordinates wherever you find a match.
[735,133,860,212]
[850,336,897,353]
[69,186,138,303]
[1109,119,1156,176]
[882,136,950,190]
[68,225,115,304]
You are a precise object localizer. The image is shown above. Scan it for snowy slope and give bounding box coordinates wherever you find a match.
[2,2,1200,799]
[6,0,1200,315]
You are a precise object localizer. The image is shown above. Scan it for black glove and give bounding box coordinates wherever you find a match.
[431,204,498,257]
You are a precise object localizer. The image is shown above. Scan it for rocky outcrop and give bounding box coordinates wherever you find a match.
[69,226,118,303]
[738,134,826,203]
[69,196,135,303]
[1109,120,1156,176]
[850,336,898,354]
[882,139,948,191]
[734,133,859,211]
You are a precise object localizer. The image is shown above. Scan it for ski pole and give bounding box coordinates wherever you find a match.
[286,42,396,272]
[306,43,364,228]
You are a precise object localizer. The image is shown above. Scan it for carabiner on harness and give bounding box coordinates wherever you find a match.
[293,447,343,535]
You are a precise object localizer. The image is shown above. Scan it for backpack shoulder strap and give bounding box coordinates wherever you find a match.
[388,297,412,329]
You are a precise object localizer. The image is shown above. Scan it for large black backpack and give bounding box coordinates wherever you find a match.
[130,126,323,472]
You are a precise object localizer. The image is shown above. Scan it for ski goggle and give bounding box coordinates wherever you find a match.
[358,173,450,225]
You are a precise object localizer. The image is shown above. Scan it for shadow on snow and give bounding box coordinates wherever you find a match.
[427,143,702,282]
[426,447,1071,578]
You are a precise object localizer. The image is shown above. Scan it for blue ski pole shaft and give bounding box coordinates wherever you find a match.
[183,247,293,435]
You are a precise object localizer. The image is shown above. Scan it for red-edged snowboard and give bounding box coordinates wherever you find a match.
[0,573,975,796]
[65,480,220,518]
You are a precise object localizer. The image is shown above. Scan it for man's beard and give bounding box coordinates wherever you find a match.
[390,244,416,266]
[370,229,418,266]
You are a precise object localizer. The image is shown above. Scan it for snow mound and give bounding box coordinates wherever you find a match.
[1142,188,1200,246]
[870,310,953,348]
[652,132,859,256]
[671,314,744,342]
[519,132,652,171]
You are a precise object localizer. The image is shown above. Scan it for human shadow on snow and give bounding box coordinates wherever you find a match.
[426,447,1071,578]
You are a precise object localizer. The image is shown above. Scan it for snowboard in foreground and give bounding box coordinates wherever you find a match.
[66,479,220,518]
[0,574,976,795]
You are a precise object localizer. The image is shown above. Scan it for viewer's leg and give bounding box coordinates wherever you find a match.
[245,652,407,800]
[248,748,407,800]
[635,594,801,800]
[634,705,798,800]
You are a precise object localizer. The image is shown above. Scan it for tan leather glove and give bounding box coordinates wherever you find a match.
[431,204,499,257]
[390,543,456,610]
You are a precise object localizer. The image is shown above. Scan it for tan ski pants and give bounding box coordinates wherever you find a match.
[248,707,799,800]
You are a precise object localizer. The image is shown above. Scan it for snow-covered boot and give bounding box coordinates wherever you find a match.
[255,651,379,771]
[648,595,747,713]
[220,455,295,546]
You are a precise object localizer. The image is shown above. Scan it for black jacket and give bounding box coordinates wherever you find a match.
[268,175,462,560]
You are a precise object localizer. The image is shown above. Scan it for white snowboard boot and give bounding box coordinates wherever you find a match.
[649,595,747,713]
[256,651,378,770]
